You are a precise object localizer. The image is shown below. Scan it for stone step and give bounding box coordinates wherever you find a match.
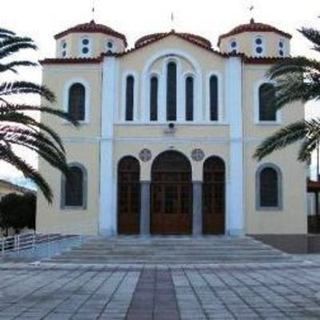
[45,236,294,265]
[58,250,285,257]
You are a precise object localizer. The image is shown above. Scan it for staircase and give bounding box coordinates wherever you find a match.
[44,236,297,265]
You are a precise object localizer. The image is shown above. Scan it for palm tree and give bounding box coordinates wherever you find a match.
[0,27,77,203]
[254,25,320,162]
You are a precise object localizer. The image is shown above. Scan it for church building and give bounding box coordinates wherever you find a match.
[36,19,307,236]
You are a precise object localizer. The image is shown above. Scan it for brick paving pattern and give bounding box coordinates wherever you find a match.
[0,263,320,319]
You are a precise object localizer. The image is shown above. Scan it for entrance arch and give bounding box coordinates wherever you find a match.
[151,151,192,235]
[203,156,226,234]
[117,156,140,234]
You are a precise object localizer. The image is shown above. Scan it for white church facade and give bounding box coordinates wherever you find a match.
[37,19,308,236]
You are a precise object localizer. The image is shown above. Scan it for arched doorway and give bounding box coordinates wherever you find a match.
[203,156,225,234]
[151,151,192,235]
[118,156,140,234]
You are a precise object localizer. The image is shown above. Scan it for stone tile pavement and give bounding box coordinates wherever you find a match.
[0,262,320,319]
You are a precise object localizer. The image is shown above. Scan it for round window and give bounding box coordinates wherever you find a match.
[230,41,237,48]
[82,47,89,54]
[255,38,262,45]
[107,41,113,48]
[62,41,67,49]
[256,46,263,54]
[279,41,284,48]
[82,38,89,45]
[62,50,67,57]
[279,50,284,56]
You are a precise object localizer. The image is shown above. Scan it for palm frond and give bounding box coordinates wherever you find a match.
[0,37,37,60]
[0,144,52,202]
[298,119,320,161]
[0,28,15,39]
[253,120,309,161]
[0,111,65,152]
[0,82,55,102]
[267,56,320,79]
[0,61,38,73]
[299,27,320,51]
[0,104,78,126]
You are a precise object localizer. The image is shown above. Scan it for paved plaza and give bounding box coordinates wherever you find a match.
[0,261,320,319]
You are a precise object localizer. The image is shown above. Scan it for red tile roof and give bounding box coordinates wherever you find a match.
[218,19,292,46]
[112,30,234,58]
[135,32,212,49]
[243,56,286,64]
[54,20,127,47]
[40,57,102,65]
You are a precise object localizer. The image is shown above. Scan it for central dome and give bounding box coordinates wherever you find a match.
[135,31,212,49]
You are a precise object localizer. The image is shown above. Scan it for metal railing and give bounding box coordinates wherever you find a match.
[0,232,85,260]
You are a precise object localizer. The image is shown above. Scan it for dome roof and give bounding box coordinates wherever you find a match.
[54,20,127,46]
[218,19,291,45]
[135,31,212,49]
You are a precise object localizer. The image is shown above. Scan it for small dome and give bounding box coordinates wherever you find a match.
[218,19,291,46]
[55,20,127,46]
[135,31,212,49]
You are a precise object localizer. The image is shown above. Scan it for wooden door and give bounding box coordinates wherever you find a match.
[203,157,225,234]
[151,151,192,235]
[118,157,140,234]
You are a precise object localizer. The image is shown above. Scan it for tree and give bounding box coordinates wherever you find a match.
[254,25,320,162]
[0,193,36,235]
[0,28,78,203]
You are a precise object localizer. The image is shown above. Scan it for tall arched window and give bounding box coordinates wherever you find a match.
[125,76,134,121]
[68,83,86,121]
[259,83,276,121]
[257,165,282,209]
[150,76,158,121]
[62,164,87,209]
[166,62,177,121]
[209,75,218,121]
[185,76,194,121]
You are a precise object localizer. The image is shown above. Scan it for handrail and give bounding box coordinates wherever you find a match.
[0,232,84,260]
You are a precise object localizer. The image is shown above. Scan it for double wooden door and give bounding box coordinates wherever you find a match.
[151,151,192,235]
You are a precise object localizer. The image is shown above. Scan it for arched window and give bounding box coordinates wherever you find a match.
[209,75,218,121]
[257,165,282,209]
[185,76,194,121]
[150,76,158,121]
[259,83,276,121]
[68,83,86,121]
[166,62,177,121]
[62,164,87,209]
[125,76,134,121]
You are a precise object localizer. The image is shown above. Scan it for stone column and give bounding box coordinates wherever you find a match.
[99,56,117,236]
[225,57,244,236]
[140,181,151,236]
[192,181,203,236]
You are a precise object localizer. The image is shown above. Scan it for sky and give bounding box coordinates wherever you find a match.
[0,0,319,186]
